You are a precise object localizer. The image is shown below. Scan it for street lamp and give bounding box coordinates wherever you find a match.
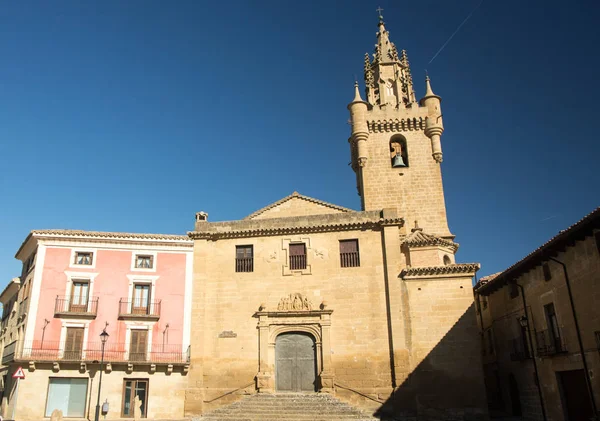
[95,329,109,421]
[517,315,528,328]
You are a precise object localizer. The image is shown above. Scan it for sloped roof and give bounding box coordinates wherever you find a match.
[244,191,355,220]
[475,206,600,295]
[402,228,458,252]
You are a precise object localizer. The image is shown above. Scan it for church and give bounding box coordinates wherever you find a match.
[0,14,488,421]
[184,15,487,420]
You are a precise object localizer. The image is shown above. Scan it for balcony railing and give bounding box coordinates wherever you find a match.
[536,329,567,356]
[118,299,161,319]
[54,296,98,318]
[289,255,307,270]
[235,257,254,273]
[509,338,531,361]
[17,340,189,364]
[340,251,360,268]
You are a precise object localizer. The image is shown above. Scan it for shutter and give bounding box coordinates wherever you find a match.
[65,329,75,352]
[289,243,306,256]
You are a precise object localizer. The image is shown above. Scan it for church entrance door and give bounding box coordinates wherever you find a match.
[275,332,316,392]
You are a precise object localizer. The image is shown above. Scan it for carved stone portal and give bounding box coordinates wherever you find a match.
[277,293,313,311]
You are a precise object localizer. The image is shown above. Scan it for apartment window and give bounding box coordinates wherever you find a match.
[122,379,148,418]
[545,303,561,349]
[74,252,93,266]
[289,243,307,270]
[542,263,552,281]
[45,378,88,417]
[64,327,84,360]
[235,245,254,272]
[129,330,148,362]
[135,255,154,269]
[70,280,89,312]
[339,239,360,268]
[132,284,151,315]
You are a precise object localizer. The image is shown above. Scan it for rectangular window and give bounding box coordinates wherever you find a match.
[132,284,151,315]
[69,280,89,313]
[135,255,154,269]
[122,379,148,418]
[64,327,84,360]
[339,239,360,267]
[545,303,561,350]
[235,245,254,273]
[543,263,552,281]
[289,243,307,270]
[45,378,88,417]
[129,330,148,362]
[74,252,93,266]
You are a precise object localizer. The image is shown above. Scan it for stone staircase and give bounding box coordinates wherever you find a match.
[195,393,380,421]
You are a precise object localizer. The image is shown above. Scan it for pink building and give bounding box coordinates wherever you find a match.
[1,229,193,420]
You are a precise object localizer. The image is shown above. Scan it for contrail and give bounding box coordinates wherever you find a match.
[428,0,485,65]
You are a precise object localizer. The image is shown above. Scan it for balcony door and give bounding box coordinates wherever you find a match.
[129,330,148,362]
[64,327,84,360]
[132,284,150,315]
[70,281,89,313]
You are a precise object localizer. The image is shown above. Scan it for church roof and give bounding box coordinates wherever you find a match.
[243,191,355,220]
[402,227,459,252]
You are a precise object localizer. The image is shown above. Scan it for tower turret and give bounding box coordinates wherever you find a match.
[421,76,444,163]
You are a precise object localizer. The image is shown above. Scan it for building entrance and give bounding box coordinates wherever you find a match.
[275,332,316,392]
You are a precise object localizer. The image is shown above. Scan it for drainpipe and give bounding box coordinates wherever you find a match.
[547,256,598,418]
[514,282,547,421]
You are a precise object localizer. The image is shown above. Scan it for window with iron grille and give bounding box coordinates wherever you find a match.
[74,251,93,265]
[235,245,254,272]
[135,254,154,269]
[339,239,360,267]
[289,243,307,270]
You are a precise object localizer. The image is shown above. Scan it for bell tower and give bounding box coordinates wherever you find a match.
[348,14,451,237]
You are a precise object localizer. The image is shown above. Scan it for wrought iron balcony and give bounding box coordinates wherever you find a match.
[17,340,189,364]
[509,338,531,361]
[118,299,161,320]
[235,257,254,273]
[54,296,98,318]
[536,329,567,356]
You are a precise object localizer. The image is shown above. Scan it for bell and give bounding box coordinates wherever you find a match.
[392,153,406,168]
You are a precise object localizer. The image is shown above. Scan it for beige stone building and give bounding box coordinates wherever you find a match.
[474,207,600,421]
[184,16,487,420]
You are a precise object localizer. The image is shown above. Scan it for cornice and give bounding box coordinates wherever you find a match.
[402,230,459,252]
[401,263,480,280]
[367,117,427,133]
[189,216,404,241]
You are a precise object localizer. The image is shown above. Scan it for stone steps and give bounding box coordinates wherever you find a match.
[195,393,380,421]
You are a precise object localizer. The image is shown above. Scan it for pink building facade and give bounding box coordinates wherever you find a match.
[1,230,193,420]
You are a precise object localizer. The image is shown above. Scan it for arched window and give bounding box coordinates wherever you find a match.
[390,135,408,168]
[443,255,451,265]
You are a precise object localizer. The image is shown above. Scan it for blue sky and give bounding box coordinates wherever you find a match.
[1,0,599,286]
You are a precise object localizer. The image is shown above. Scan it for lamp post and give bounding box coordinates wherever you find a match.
[94,329,109,421]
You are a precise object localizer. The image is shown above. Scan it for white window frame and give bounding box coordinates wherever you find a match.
[126,275,159,314]
[63,271,98,313]
[58,320,91,359]
[69,248,97,269]
[130,251,158,273]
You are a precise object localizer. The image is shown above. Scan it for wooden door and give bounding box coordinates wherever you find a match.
[132,284,150,315]
[64,327,84,360]
[70,281,89,313]
[130,330,148,362]
[275,333,316,392]
[559,370,593,421]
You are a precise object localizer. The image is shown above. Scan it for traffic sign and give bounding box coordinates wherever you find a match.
[12,366,25,379]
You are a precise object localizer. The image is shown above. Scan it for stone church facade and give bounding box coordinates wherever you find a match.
[185,16,487,420]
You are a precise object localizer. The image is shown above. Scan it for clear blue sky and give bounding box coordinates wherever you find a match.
[1,0,599,286]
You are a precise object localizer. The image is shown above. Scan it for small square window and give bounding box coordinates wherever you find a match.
[135,255,154,269]
[74,252,93,266]
[235,245,254,273]
[339,239,360,267]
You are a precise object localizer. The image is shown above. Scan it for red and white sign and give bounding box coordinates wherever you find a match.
[12,366,25,379]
